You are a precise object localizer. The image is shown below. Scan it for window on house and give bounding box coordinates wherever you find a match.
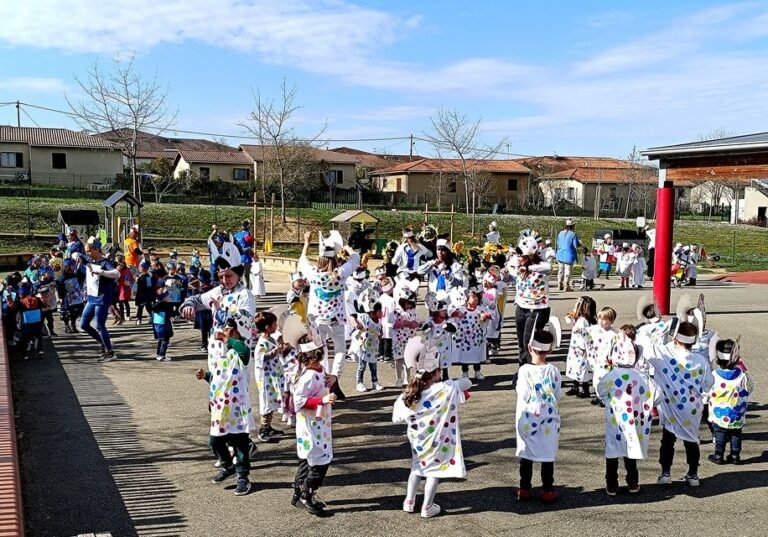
[51,152,67,169]
[199,167,210,180]
[333,169,344,184]
[233,168,250,181]
[448,181,457,193]
[0,152,23,168]
[567,187,575,200]
[396,177,402,191]
[507,178,518,191]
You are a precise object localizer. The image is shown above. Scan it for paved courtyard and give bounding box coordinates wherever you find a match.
[11,275,768,537]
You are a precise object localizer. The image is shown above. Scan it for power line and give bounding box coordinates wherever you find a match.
[20,107,40,127]
[8,99,539,157]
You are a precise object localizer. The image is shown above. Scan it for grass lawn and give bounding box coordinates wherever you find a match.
[1,196,767,272]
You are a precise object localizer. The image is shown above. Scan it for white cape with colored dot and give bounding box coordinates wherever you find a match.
[393,378,471,478]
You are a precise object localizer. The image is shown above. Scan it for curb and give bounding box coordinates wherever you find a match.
[0,322,24,537]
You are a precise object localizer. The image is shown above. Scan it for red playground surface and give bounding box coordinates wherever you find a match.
[713,271,768,284]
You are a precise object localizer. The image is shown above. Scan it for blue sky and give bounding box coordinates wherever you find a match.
[2,0,768,158]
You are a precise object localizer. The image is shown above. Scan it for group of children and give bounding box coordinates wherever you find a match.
[2,224,753,519]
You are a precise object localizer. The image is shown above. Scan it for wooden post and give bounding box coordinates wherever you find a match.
[471,193,476,236]
[270,192,275,251]
[252,192,257,237]
[450,204,455,243]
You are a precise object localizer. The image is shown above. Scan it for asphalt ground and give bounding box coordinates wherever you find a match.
[11,274,768,537]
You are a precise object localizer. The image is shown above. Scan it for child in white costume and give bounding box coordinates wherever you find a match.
[392,291,421,387]
[515,328,562,503]
[423,292,457,381]
[707,338,753,465]
[635,295,674,352]
[254,311,286,443]
[452,290,492,380]
[291,334,338,516]
[647,321,713,487]
[344,267,373,341]
[393,333,472,518]
[597,334,654,495]
[249,254,266,297]
[587,307,619,405]
[481,273,502,356]
[565,296,597,398]
[350,302,385,392]
[616,243,634,289]
[377,277,396,361]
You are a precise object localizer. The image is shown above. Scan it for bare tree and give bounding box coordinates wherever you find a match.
[538,177,569,217]
[423,109,507,213]
[426,144,458,210]
[695,128,736,142]
[239,78,326,222]
[66,55,177,204]
[621,146,658,218]
[143,157,178,203]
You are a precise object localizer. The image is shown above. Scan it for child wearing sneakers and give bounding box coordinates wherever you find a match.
[587,307,619,406]
[393,332,472,518]
[195,320,254,496]
[292,333,338,516]
[452,290,492,380]
[152,288,176,361]
[254,311,286,442]
[647,321,713,487]
[515,329,562,504]
[564,296,597,398]
[597,334,654,495]
[707,338,753,465]
[351,302,385,392]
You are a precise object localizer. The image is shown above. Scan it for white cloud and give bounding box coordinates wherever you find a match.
[0,77,68,94]
[573,3,756,76]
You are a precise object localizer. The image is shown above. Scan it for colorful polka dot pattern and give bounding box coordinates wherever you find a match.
[209,348,253,435]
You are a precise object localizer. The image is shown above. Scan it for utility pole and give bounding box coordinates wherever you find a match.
[16,100,21,127]
[409,134,414,161]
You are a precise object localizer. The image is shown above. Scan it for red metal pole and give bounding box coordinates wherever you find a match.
[654,182,675,314]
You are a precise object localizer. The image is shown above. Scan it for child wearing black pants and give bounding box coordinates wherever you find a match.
[196,323,255,496]
[152,292,175,361]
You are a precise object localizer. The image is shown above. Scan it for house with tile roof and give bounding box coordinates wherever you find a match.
[521,155,689,215]
[240,144,359,189]
[0,126,123,187]
[172,148,255,182]
[367,157,531,206]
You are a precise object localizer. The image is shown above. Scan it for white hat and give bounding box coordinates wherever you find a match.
[636,294,659,321]
[489,221,498,231]
[545,239,552,246]
[528,315,562,351]
[402,226,415,238]
[436,238,449,249]
[517,229,541,256]
[565,218,574,226]
[319,230,344,258]
[403,334,440,375]
[604,233,612,240]
[290,272,304,282]
[622,242,629,248]
[611,334,638,367]
[352,267,367,280]
[675,242,683,249]
[379,277,394,294]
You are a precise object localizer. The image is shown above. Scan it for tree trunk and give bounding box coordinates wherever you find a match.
[279,166,287,223]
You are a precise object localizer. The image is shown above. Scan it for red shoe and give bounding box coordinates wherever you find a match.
[541,490,559,504]
[517,488,532,501]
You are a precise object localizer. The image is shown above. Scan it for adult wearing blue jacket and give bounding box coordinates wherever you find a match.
[556,219,581,291]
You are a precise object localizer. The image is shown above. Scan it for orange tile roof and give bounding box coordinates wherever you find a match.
[176,149,253,165]
[370,158,530,175]
[515,155,642,171]
[1,126,121,149]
